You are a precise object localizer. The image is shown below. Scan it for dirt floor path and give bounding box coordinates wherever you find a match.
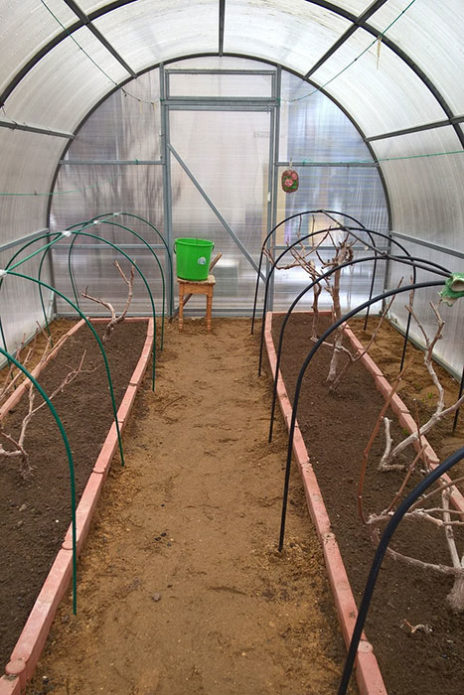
[28,318,353,695]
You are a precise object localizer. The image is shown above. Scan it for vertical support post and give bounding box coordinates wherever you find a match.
[45,230,57,318]
[266,106,275,313]
[160,64,174,315]
[268,66,281,312]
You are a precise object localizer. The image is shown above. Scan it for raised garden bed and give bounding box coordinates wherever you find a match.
[0,318,153,693]
[267,312,464,695]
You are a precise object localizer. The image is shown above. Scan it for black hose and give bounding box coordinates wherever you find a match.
[337,445,464,695]
[278,279,445,552]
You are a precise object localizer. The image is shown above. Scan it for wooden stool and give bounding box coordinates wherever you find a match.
[177,274,216,331]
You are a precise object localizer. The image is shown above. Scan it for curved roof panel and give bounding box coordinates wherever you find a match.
[310,31,447,136]
[223,1,352,74]
[92,0,220,71]
[369,0,464,113]
[0,0,463,250]
[1,0,461,143]
[4,27,129,132]
[0,0,75,94]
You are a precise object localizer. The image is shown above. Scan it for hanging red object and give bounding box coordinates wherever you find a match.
[281,168,299,193]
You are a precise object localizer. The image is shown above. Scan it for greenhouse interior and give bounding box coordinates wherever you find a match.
[1,2,464,695]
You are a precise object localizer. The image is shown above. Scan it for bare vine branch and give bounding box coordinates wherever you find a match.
[82,260,135,343]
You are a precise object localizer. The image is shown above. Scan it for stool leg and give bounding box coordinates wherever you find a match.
[206,288,213,331]
[178,285,184,331]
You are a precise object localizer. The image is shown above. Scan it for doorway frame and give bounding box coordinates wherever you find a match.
[160,64,281,313]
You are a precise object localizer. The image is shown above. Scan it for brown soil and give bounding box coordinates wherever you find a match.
[352,317,464,468]
[7,312,463,695]
[271,312,464,695]
[21,318,354,695]
[0,320,147,672]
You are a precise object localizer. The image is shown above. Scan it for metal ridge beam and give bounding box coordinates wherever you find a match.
[305,0,389,78]
[367,116,464,142]
[219,0,226,56]
[277,159,376,167]
[60,158,163,165]
[391,230,464,260]
[0,119,74,139]
[0,229,49,254]
[62,0,136,77]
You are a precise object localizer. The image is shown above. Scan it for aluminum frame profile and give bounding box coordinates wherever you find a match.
[62,0,137,77]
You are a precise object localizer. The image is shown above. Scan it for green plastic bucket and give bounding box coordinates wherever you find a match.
[175,237,214,281]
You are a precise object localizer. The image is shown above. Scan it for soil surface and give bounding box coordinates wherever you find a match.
[0,320,147,672]
[22,318,355,695]
[272,313,464,695]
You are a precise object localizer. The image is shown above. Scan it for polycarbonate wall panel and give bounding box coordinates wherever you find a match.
[312,29,446,137]
[50,162,166,315]
[0,242,53,358]
[50,164,164,234]
[0,129,65,243]
[63,72,161,161]
[373,127,464,250]
[224,0,352,75]
[93,0,219,72]
[169,108,270,234]
[0,0,75,93]
[280,72,377,162]
[4,28,128,132]
[49,58,391,315]
[336,0,373,12]
[168,71,274,98]
[272,249,385,313]
[275,166,389,235]
[52,243,168,317]
[370,0,464,113]
[387,238,463,378]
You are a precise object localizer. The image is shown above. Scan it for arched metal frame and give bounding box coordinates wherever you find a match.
[55,229,158,390]
[256,225,423,377]
[267,252,451,441]
[1,230,157,390]
[0,345,79,614]
[43,64,392,330]
[2,2,463,327]
[277,278,446,553]
[62,216,166,350]
[251,208,367,335]
[2,0,462,153]
[46,52,393,224]
[84,211,174,317]
[337,445,464,695]
[3,266,127,467]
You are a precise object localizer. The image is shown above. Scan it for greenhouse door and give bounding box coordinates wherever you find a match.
[163,68,277,313]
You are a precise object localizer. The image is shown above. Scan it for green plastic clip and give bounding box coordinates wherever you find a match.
[440,273,464,305]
